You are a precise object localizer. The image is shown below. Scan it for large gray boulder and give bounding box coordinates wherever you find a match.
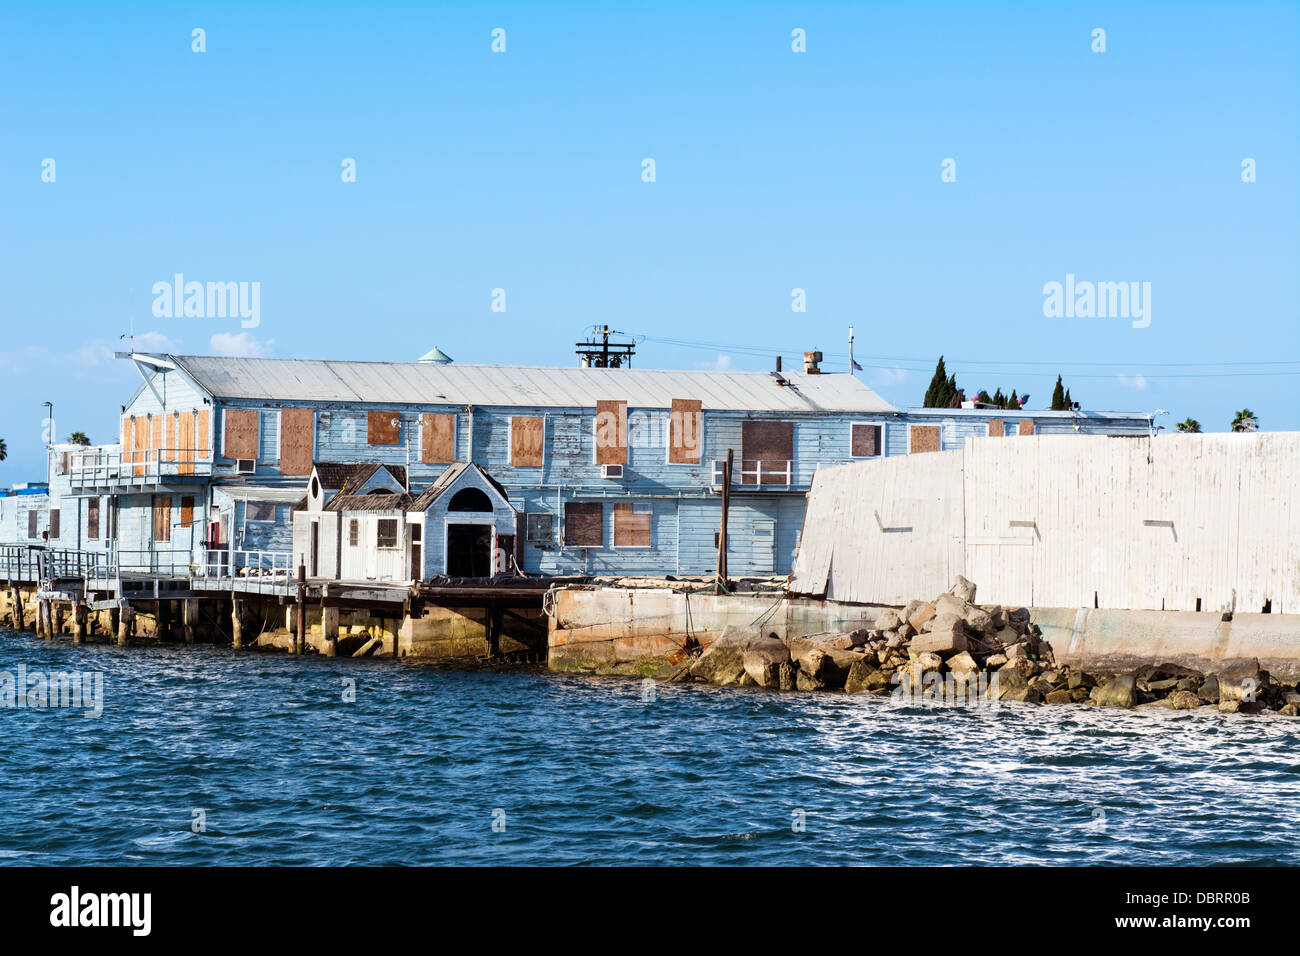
[949,575,978,603]
[911,613,968,655]
[845,660,891,694]
[689,628,753,685]
[1095,674,1138,708]
[1214,659,1267,703]
[743,635,792,688]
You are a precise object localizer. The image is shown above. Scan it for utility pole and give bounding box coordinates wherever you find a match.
[848,325,855,376]
[714,449,733,595]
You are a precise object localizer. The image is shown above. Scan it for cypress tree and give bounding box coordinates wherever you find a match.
[924,357,956,408]
[1050,375,1066,411]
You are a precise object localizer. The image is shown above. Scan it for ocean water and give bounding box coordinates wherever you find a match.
[1,629,1298,866]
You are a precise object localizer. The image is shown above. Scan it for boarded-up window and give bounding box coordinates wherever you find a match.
[108,499,117,540]
[180,496,195,529]
[612,502,651,548]
[988,419,1004,437]
[563,502,603,547]
[421,413,456,464]
[851,423,882,458]
[88,498,100,539]
[279,408,315,475]
[165,412,177,462]
[196,408,210,457]
[151,415,163,458]
[741,420,794,485]
[49,509,60,539]
[1018,419,1035,436]
[178,411,196,474]
[910,425,941,453]
[223,408,259,460]
[28,511,37,538]
[133,415,149,475]
[594,400,627,465]
[153,496,171,543]
[246,502,275,522]
[121,416,132,455]
[376,518,399,549]
[669,399,703,463]
[368,410,400,445]
[348,519,360,546]
[510,417,544,467]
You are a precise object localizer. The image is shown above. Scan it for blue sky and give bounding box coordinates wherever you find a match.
[1,1,1296,481]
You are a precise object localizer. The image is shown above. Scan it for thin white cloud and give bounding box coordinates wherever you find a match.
[693,353,732,371]
[71,330,179,367]
[1117,373,1148,391]
[210,332,274,357]
[873,365,908,386]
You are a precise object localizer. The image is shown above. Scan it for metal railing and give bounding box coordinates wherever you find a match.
[712,458,796,488]
[67,447,213,487]
[0,545,46,583]
[201,549,296,594]
[115,549,196,576]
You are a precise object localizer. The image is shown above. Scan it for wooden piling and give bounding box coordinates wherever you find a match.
[72,604,88,644]
[183,599,200,644]
[321,584,338,657]
[231,599,247,649]
[9,588,24,631]
[37,599,51,639]
[117,605,132,645]
[295,565,306,655]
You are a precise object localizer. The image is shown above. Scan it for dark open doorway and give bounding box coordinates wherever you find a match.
[446,524,492,577]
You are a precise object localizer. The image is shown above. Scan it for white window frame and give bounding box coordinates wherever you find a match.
[849,420,887,459]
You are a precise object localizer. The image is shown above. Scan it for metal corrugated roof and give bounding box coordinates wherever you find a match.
[165,355,897,413]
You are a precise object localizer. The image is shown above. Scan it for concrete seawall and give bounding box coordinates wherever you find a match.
[1032,607,1300,682]
[548,587,884,675]
[547,587,1300,680]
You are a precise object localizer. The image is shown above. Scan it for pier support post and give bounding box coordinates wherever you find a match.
[183,599,200,644]
[158,601,172,642]
[37,600,51,639]
[10,588,25,631]
[295,565,307,655]
[322,605,339,657]
[72,604,87,644]
[117,605,133,645]
[232,599,248,649]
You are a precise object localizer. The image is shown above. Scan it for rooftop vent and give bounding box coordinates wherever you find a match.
[419,346,453,364]
[803,350,823,374]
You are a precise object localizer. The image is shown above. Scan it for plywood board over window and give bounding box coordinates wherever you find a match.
[87,498,100,540]
[153,496,172,543]
[510,416,544,467]
[368,410,400,445]
[196,408,210,457]
[279,408,315,475]
[1018,419,1035,436]
[151,415,163,459]
[612,502,651,548]
[178,411,196,475]
[421,413,456,464]
[563,501,603,547]
[909,425,941,453]
[133,415,149,475]
[851,423,882,458]
[594,400,627,465]
[987,419,1005,437]
[49,509,60,539]
[180,496,195,529]
[223,408,259,460]
[669,399,703,464]
[741,420,793,484]
[165,413,177,463]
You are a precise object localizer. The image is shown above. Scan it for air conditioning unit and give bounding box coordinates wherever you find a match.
[236,459,256,474]
[601,464,623,479]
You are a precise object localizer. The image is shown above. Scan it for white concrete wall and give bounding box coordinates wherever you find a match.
[791,432,1300,614]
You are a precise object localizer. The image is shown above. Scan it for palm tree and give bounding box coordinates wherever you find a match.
[1175,418,1201,433]
[1230,409,1259,433]
[68,431,91,446]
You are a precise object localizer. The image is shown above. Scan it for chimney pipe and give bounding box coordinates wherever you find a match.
[803,350,823,374]
[775,356,782,373]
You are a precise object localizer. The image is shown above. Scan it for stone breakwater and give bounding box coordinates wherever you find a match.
[665,577,1300,716]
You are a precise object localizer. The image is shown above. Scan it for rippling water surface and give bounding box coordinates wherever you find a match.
[2,630,1298,865]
